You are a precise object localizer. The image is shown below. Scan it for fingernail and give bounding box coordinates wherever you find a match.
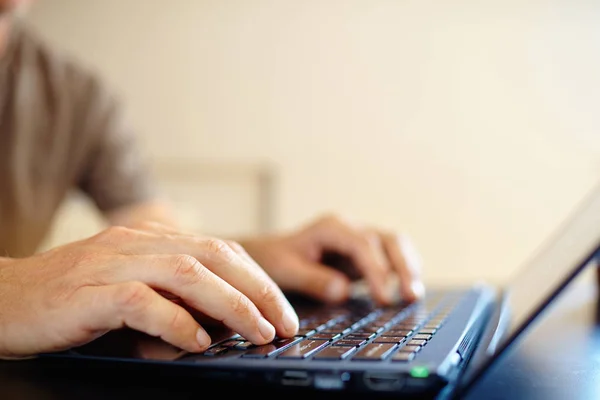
[282,307,299,335]
[258,317,276,342]
[326,279,348,302]
[196,328,211,350]
[411,281,425,299]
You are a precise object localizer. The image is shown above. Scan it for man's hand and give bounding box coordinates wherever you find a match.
[0,222,298,360]
[239,215,424,305]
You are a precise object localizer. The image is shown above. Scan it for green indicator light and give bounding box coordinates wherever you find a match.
[410,366,430,378]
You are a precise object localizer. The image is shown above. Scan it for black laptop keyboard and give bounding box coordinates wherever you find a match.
[200,292,464,363]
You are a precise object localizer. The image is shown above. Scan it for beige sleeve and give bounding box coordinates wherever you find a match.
[74,72,157,213]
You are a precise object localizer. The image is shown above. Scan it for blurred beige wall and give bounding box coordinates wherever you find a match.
[25,0,600,286]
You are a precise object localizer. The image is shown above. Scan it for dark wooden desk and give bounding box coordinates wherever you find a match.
[2,273,600,399]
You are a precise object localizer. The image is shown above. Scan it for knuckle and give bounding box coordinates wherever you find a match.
[230,292,253,316]
[205,239,230,255]
[115,282,151,311]
[256,283,282,307]
[170,255,205,285]
[205,239,236,262]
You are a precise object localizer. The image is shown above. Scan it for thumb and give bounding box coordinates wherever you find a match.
[277,260,352,303]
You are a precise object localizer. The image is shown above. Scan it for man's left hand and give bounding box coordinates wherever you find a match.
[239,215,424,306]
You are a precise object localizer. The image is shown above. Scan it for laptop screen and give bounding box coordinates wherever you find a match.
[499,182,600,351]
[463,181,600,390]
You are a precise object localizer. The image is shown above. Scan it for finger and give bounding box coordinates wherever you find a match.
[103,254,277,345]
[381,233,424,302]
[104,227,297,338]
[273,258,352,303]
[225,240,299,335]
[307,218,392,304]
[364,231,401,302]
[75,282,209,353]
[364,231,393,276]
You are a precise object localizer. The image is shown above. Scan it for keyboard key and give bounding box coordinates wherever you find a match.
[296,328,317,337]
[383,330,412,337]
[301,322,323,330]
[203,345,229,356]
[378,310,401,319]
[407,339,427,346]
[277,339,329,359]
[399,345,421,353]
[355,326,383,334]
[392,352,415,362]
[321,324,350,334]
[333,339,367,347]
[402,318,426,324]
[412,334,432,341]
[344,333,376,340]
[374,336,405,344]
[314,323,329,331]
[419,328,437,335]
[366,322,388,329]
[302,320,330,331]
[313,345,357,360]
[233,341,254,350]
[396,323,420,331]
[352,343,397,361]
[241,337,301,358]
[218,339,242,348]
[310,333,341,340]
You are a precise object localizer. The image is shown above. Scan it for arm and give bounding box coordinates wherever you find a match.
[73,71,167,228]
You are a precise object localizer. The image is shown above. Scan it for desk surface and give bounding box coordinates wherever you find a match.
[2,273,600,400]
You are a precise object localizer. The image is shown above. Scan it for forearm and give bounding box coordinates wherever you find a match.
[104,200,180,229]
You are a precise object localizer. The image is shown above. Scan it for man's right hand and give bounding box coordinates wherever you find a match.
[0,223,299,360]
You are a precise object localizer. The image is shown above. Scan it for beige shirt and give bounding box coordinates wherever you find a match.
[0,22,155,258]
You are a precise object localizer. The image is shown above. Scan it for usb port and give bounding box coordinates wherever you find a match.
[281,370,312,386]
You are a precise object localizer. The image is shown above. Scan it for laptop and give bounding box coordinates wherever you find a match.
[42,181,600,399]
